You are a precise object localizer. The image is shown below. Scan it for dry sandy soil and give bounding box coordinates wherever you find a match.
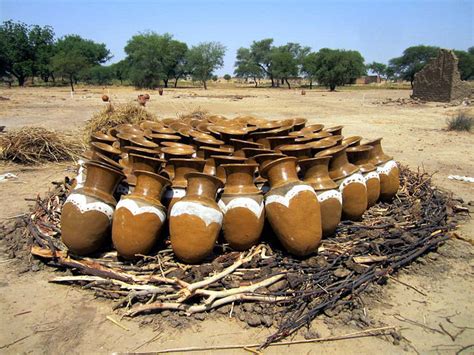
[0,85,473,354]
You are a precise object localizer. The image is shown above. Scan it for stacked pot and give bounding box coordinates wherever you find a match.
[61,116,399,263]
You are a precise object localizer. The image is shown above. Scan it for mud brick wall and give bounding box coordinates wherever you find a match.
[412,49,472,102]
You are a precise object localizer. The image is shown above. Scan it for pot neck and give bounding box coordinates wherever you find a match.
[133,170,170,202]
[186,173,222,200]
[84,162,124,196]
[170,159,205,188]
[264,157,300,188]
[222,164,259,194]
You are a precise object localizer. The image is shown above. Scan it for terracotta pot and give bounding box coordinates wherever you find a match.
[218,164,264,251]
[267,136,296,151]
[328,134,344,146]
[365,138,399,201]
[170,173,224,263]
[300,124,324,135]
[291,118,308,131]
[230,138,263,157]
[199,147,233,175]
[295,131,332,143]
[253,153,286,171]
[129,153,164,173]
[211,155,247,181]
[161,146,196,178]
[193,137,225,155]
[342,136,362,147]
[116,132,140,150]
[324,125,343,136]
[347,145,380,208]
[91,132,117,145]
[112,171,171,259]
[130,136,159,149]
[139,121,163,132]
[260,157,322,256]
[299,157,342,237]
[162,158,206,211]
[278,144,312,160]
[316,145,367,221]
[147,133,181,145]
[241,148,273,164]
[61,161,124,255]
[255,120,282,132]
[90,142,121,162]
[306,138,337,156]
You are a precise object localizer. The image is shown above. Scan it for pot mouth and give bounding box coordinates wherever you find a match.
[253,153,286,165]
[85,160,125,176]
[363,137,383,146]
[299,156,332,166]
[134,169,172,186]
[139,121,163,131]
[210,155,247,164]
[160,142,194,149]
[230,138,263,147]
[162,117,177,126]
[130,136,159,148]
[342,136,362,146]
[220,163,259,170]
[147,133,181,141]
[256,120,282,130]
[241,148,274,155]
[200,146,233,155]
[168,122,190,131]
[196,123,211,133]
[90,141,122,155]
[300,124,324,134]
[292,117,308,125]
[315,144,348,157]
[194,137,225,146]
[161,146,196,156]
[129,153,166,165]
[184,172,224,189]
[346,145,372,153]
[123,145,160,156]
[260,156,297,178]
[278,144,310,151]
[324,125,344,133]
[94,152,123,170]
[188,130,214,140]
[177,128,191,137]
[306,139,337,150]
[91,132,117,142]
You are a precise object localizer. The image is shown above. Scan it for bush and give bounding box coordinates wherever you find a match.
[223,74,231,81]
[446,111,473,132]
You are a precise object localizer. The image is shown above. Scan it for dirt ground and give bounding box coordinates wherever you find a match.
[0,85,473,354]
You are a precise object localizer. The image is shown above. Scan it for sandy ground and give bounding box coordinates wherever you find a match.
[0,85,473,354]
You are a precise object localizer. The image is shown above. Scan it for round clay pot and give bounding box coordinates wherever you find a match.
[324,125,343,136]
[230,139,263,157]
[300,124,324,135]
[170,173,224,263]
[347,145,380,208]
[161,146,196,178]
[365,138,399,201]
[211,155,247,181]
[129,153,165,173]
[278,144,312,160]
[61,161,124,255]
[193,137,225,154]
[139,121,163,132]
[112,171,171,259]
[342,136,362,147]
[291,118,308,131]
[91,132,117,145]
[260,156,322,256]
[306,138,337,156]
[253,153,286,171]
[90,142,121,162]
[162,158,206,211]
[328,134,344,146]
[299,157,342,237]
[218,164,264,251]
[316,145,367,221]
[256,120,282,132]
[199,147,233,175]
[130,136,159,149]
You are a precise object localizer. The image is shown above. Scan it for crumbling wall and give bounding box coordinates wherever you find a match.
[412,49,472,102]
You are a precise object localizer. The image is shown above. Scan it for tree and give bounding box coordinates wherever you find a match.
[124,32,187,88]
[366,61,387,79]
[51,35,111,91]
[223,74,231,81]
[301,52,319,89]
[234,47,263,87]
[312,48,366,91]
[271,43,309,89]
[110,59,129,85]
[84,65,113,85]
[0,20,34,86]
[249,39,275,86]
[388,45,439,87]
[454,49,474,81]
[29,24,55,83]
[186,42,226,89]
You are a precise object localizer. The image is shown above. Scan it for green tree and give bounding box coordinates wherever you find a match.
[234,47,263,87]
[388,45,439,87]
[51,35,111,91]
[313,48,366,91]
[454,49,474,80]
[249,39,275,86]
[84,65,113,85]
[187,42,226,89]
[366,61,387,79]
[124,32,187,88]
[272,43,309,89]
[110,59,130,85]
[29,24,55,83]
[0,20,34,86]
[223,74,231,81]
[301,52,319,89]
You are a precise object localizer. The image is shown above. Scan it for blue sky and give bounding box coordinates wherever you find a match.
[1,0,472,75]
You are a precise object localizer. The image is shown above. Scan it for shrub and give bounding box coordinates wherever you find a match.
[446,111,473,132]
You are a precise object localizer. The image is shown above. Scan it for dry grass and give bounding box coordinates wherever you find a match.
[446,110,473,132]
[83,102,158,142]
[0,127,83,164]
[179,107,209,120]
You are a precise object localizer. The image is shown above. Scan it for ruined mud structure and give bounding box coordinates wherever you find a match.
[412,49,472,102]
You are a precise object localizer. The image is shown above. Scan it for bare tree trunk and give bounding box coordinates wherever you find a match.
[309,79,313,89]
[285,78,291,89]
[203,80,207,90]
[270,75,275,87]
[329,83,336,91]
[164,79,169,88]
[174,77,179,88]
[253,76,258,88]
[70,76,75,92]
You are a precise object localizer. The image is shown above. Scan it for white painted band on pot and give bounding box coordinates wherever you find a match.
[76,159,86,189]
[265,184,316,208]
[116,198,166,222]
[218,197,264,218]
[339,173,366,192]
[377,160,397,176]
[363,171,380,182]
[65,193,114,220]
[317,189,342,204]
[170,201,223,227]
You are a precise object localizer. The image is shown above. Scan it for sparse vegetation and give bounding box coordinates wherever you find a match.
[446,111,473,132]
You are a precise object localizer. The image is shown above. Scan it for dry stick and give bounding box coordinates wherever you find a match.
[146,326,396,354]
[388,275,427,296]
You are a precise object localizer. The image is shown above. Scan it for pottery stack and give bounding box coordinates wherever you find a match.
[61,115,399,263]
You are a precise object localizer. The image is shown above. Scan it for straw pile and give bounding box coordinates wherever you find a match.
[0,127,83,164]
[83,102,158,142]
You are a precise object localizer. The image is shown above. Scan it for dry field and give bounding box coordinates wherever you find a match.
[0,85,473,354]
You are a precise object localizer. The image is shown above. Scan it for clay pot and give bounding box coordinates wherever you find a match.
[324,125,343,136]
[260,157,322,256]
[218,164,264,251]
[169,173,224,263]
[130,136,159,149]
[241,148,273,164]
[161,145,196,160]
[306,138,337,156]
[211,155,247,181]
[112,170,171,259]
[199,147,233,175]
[139,121,163,132]
[194,137,225,154]
[162,158,206,211]
[328,135,344,146]
[230,139,263,157]
[295,131,332,143]
[300,124,324,135]
[299,157,342,237]
[129,153,164,173]
[347,145,380,208]
[91,132,117,145]
[278,144,312,160]
[291,118,308,131]
[267,136,296,151]
[147,133,181,145]
[365,138,399,201]
[255,120,282,132]
[90,142,121,162]
[61,161,124,255]
[342,136,362,147]
[317,145,367,221]
[253,153,286,171]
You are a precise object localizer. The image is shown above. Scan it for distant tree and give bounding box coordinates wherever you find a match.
[84,65,113,85]
[454,49,474,81]
[249,39,275,86]
[0,20,34,86]
[312,48,366,91]
[212,75,218,81]
[110,59,130,85]
[366,61,387,79]
[271,43,309,89]
[187,42,226,89]
[29,24,55,83]
[51,35,111,91]
[388,45,439,87]
[234,47,263,87]
[301,52,319,89]
[223,74,231,81]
